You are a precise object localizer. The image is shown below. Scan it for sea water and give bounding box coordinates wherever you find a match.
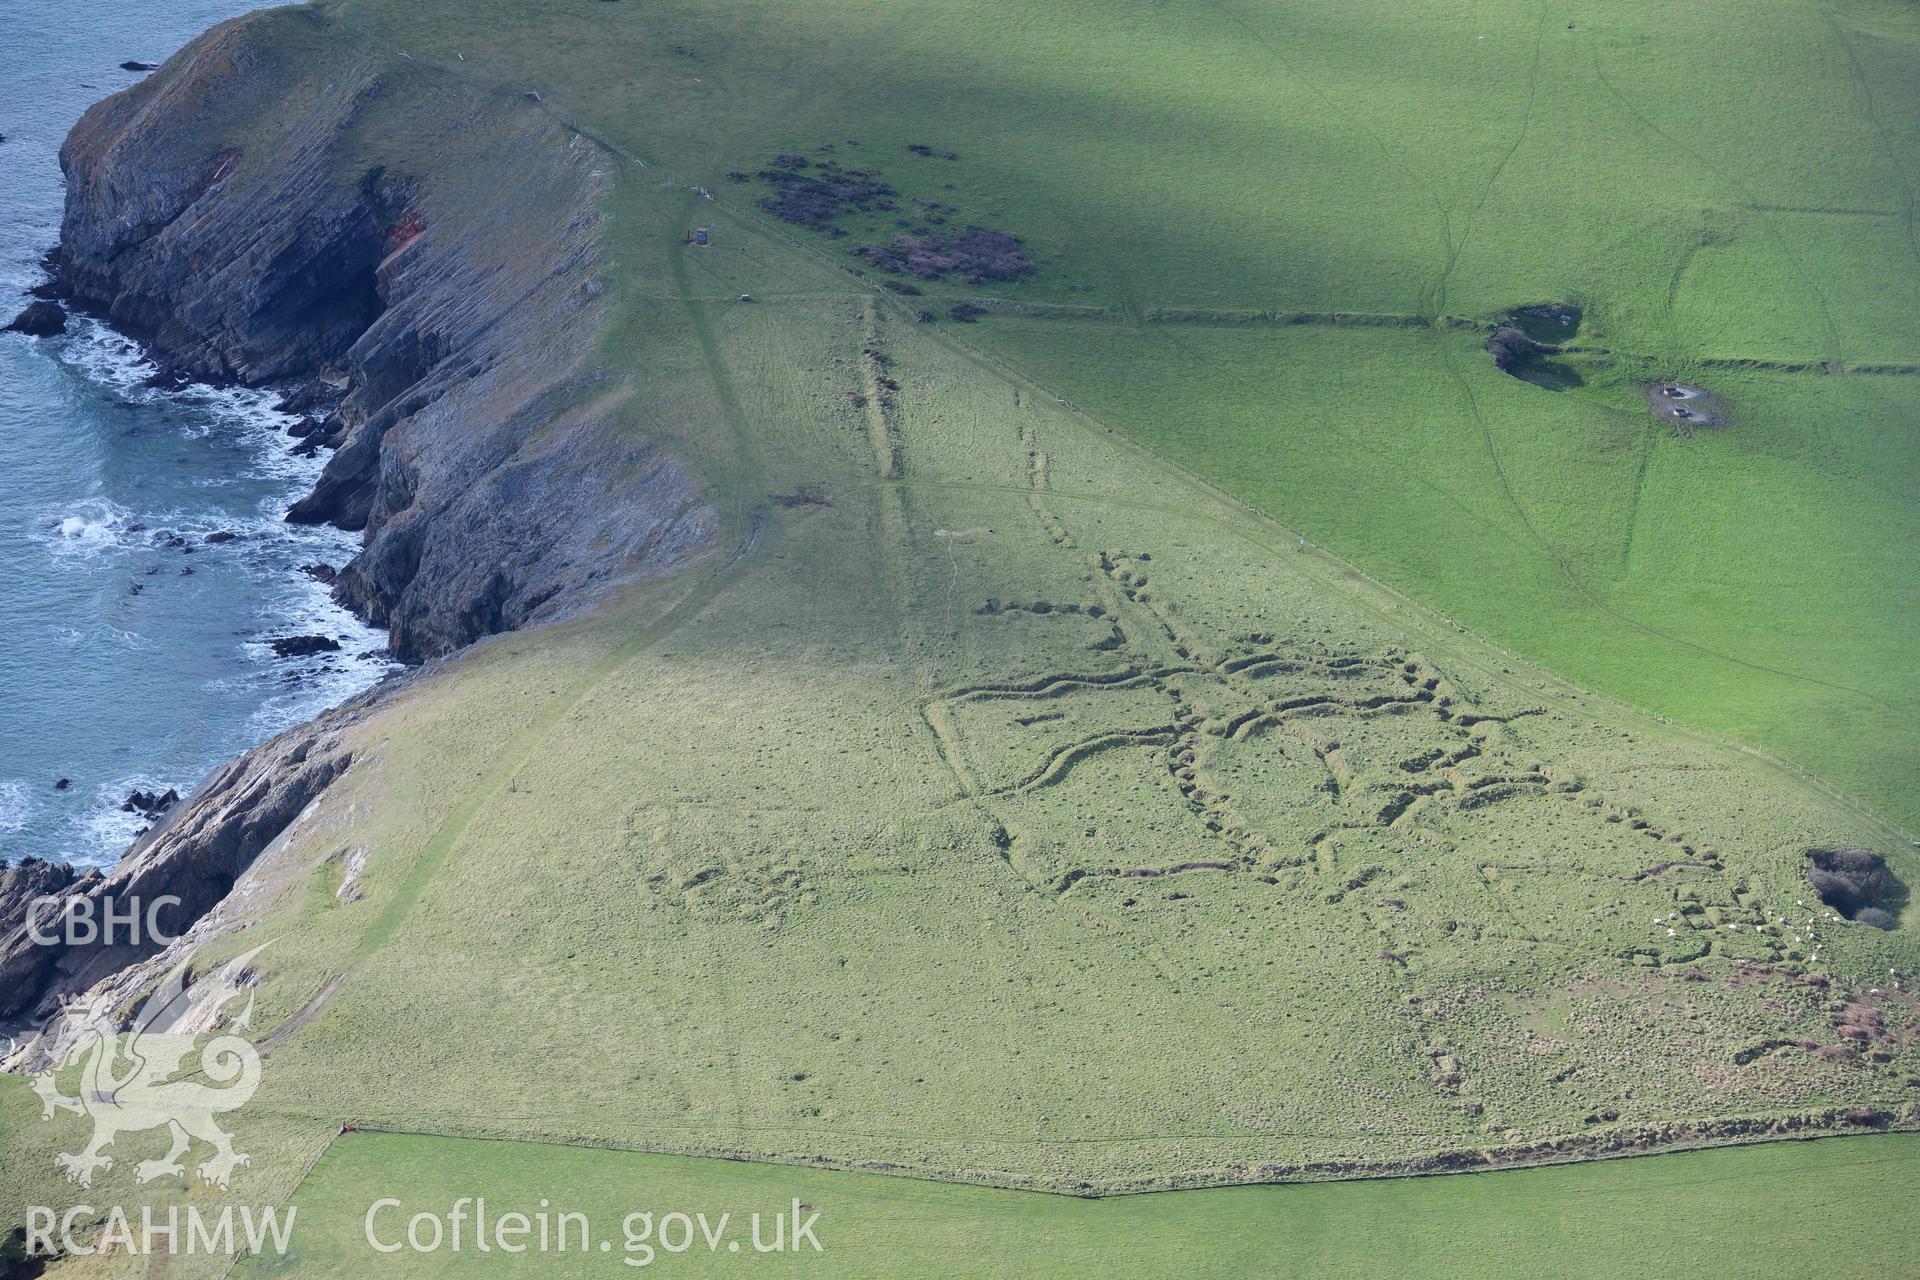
[0,0,394,868]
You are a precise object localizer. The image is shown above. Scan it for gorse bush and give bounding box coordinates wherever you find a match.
[1807,848,1906,928]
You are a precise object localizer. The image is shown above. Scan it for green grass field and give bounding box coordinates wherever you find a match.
[976,319,1920,827]
[314,0,1920,825]
[249,1130,1920,1277]
[6,1,1918,1274]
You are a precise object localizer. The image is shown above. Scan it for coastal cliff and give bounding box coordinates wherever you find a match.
[2,5,714,1026]
[0,687,373,1024]
[54,5,714,661]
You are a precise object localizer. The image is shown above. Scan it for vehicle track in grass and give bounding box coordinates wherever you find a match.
[861,463,1920,843]
[349,187,774,973]
[652,190,1916,831]
[1660,232,1705,359]
[1197,0,1455,317]
[1587,40,1848,372]
[329,74,1912,978]
[1430,0,1548,319]
[1432,331,1904,719]
[1822,3,1920,280]
[1616,419,1659,577]
[368,25,1917,754]
[1130,290,1911,725]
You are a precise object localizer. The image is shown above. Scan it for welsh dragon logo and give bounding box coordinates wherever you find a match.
[26,942,271,1190]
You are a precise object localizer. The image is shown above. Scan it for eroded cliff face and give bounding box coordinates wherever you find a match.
[5,7,714,1027]
[0,687,375,1026]
[56,5,715,663]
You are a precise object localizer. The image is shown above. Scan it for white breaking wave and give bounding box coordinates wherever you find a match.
[32,496,134,559]
[53,315,155,395]
[242,575,396,740]
[0,779,32,838]
[72,774,175,865]
[56,316,318,471]
[18,313,398,870]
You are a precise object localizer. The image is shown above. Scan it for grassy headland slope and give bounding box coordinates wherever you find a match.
[3,0,1918,1273]
[327,0,1920,826]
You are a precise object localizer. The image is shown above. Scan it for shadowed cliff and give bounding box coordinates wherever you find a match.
[2,5,715,1024]
[55,5,715,662]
